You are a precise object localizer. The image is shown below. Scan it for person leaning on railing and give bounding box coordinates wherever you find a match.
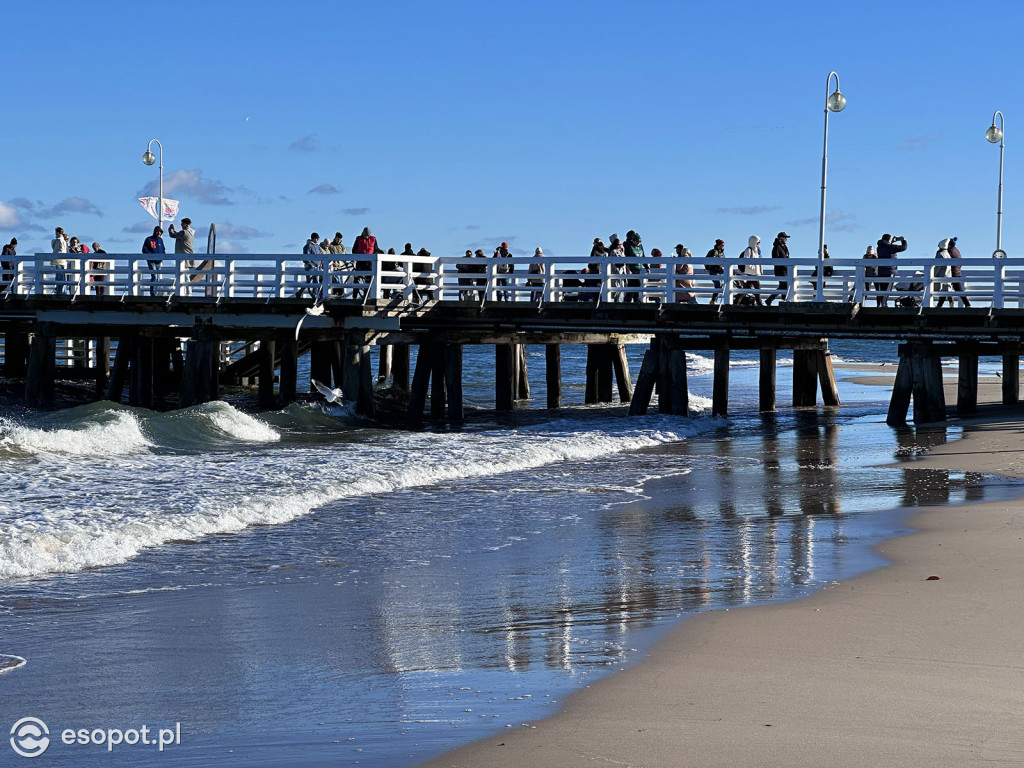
[946,236,970,307]
[672,245,697,304]
[300,232,323,298]
[142,226,166,297]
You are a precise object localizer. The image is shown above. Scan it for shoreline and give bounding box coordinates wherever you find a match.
[423,407,1024,767]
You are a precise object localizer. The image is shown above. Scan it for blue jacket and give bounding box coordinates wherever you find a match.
[142,236,166,255]
[876,238,906,278]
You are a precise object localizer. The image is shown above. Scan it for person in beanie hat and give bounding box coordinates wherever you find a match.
[705,238,726,304]
[946,236,970,307]
[767,231,790,305]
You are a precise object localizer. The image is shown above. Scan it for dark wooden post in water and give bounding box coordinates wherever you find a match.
[887,342,947,425]
[408,343,432,417]
[516,344,530,400]
[628,340,659,416]
[759,347,776,413]
[342,332,375,416]
[545,344,561,409]
[444,343,464,422]
[94,337,111,400]
[712,347,730,417]
[1002,347,1019,405]
[429,344,447,418]
[612,344,634,403]
[817,349,841,407]
[279,338,298,405]
[107,335,134,403]
[258,339,276,406]
[25,327,56,406]
[377,344,392,384]
[179,326,218,408]
[495,343,515,411]
[596,345,613,403]
[310,340,333,389]
[392,343,410,391]
[133,336,154,409]
[792,349,818,408]
[584,345,600,404]
[4,331,29,378]
[956,347,978,415]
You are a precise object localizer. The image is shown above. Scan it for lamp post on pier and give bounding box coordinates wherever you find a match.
[142,139,164,231]
[985,111,1005,258]
[817,71,846,301]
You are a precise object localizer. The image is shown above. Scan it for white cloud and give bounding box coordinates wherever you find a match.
[0,201,23,229]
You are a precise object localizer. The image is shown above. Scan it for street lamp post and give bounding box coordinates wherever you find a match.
[142,139,163,231]
[817,71,846,301]
[986,111,1005,258]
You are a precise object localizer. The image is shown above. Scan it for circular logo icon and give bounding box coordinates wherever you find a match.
[10,718,49,758]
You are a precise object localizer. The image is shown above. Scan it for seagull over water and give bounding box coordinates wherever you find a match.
[311,379,344,404]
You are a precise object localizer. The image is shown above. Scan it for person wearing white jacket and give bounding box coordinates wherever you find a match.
[934,238,954,307]
[735,235,762,305]
[50,226,69,296]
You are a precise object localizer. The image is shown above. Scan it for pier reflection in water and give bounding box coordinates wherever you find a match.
[362,414,993,680]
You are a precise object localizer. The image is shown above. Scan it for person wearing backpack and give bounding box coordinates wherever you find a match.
[766,231,790,305]
[705,239,726,304]
[735,235,762,306]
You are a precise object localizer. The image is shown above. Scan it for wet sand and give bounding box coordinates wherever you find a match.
[424,395,1024,766]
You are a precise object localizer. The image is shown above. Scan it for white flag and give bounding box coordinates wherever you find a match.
[138,197,180,222]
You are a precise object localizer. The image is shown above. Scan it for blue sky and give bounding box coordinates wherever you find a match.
[1,0,1020,260]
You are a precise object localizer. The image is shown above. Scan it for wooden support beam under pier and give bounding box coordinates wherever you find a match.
[430,343,447,419]
[408,343,431,418]
[628,342,659,416]
[887,343,947,425]
[258,339,276,406]
[1002,351,1019,405]
[545,344,561,409]
[495,343,515,411]
[712,348,729,417]
[957,350,978,415]
[792,349,818,408]
[817,350,841,407]
[516,344,530,401]
[25,328,56,407]
[391,343,410,392]
[3,331,29,378]
[444,343,464,422]
[759,347,776,413]
[94,337,110,400]
[278,339,298,405]
[612,344,634,404]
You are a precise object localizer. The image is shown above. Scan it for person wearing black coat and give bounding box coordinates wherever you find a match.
[766,232,790,305]
[875,234,907,307]
[947,237,970,308]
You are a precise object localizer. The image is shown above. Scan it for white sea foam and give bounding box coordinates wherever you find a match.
[0,411,153,457]
[0,654,26,674]
[194,402,280,443]
[0,414,718,581]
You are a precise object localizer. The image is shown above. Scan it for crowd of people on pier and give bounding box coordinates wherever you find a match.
[290,226,977,308]
[0,220,982,309]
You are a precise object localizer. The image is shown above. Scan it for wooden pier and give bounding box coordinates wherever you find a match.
[2,252,1024,424]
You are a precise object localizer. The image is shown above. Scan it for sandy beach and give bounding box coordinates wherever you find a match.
[425,394,1024,766]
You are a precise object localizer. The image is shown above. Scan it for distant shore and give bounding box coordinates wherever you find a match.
[423,392,1024,767]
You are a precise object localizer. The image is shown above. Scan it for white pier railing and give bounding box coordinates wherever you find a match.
[1,253,1020,309]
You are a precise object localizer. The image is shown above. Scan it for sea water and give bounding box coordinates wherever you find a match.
[0,340,1018,766]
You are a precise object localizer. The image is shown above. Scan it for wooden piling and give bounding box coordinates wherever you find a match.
[408,343,432,417]
[445,343,464,422]
[712,348,730,417]
[669,348,688,414]
[377,344,393,384]
[107,336,134,403]
[628,344,659,416]
[134,337,154,409]
[392,343,410,391]
[94,337,110,400]
[25,329,56,407]
[817,350,841,407]
[179,327,217,408]
[759,347,776,413]
[956,349,978,414]
[279,338,298,404]
[792,349,819,408]
[886,353,914,426]
[430,344,447,418]
[310,340,333,389]
[3,331,29,378]
[584,345,600,404]
[329,340,343,391]
[496,343,515,411]
[357,340,375,417]
[1002,352,1019,405]
[516,344,530,400]
[612,344,634,403]
[545,344,561,409]
[657,338,671,414]
[597,345,614,403]
[258,339,276,406]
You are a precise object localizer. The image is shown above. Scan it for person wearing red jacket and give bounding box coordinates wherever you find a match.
[351,227,381,298]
